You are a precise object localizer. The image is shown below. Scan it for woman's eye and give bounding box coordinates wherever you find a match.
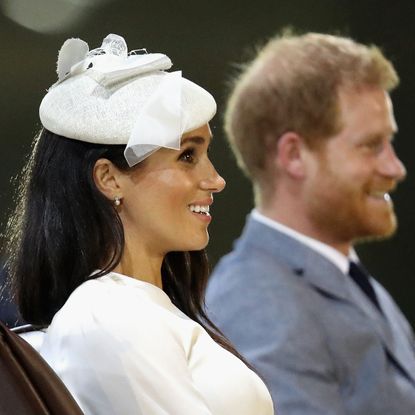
[179,149,195,163]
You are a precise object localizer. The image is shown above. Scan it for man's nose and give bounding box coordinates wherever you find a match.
[379,144,406,182]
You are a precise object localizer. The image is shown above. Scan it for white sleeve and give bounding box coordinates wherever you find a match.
[49,288,214,415]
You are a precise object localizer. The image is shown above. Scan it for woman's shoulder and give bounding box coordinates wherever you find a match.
[41,272,194,371]
[47,271,182,341]
[63,272,155,310]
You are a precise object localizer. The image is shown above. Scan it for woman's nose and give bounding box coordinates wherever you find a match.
[201,164,226,193]
[212,173,226,193]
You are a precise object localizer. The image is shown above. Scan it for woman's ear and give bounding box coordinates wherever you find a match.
[93,158,123,200]
[275,131,308,179]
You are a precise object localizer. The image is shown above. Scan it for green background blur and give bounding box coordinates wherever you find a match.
[1,0,414,325]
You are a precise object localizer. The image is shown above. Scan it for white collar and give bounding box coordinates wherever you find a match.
[251,209,358,274]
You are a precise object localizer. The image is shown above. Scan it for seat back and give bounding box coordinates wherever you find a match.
[0,321,83,415]
[12,324,46,352]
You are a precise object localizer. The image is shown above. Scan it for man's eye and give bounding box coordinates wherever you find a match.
[179,149,195,163]
[365,141,384,152]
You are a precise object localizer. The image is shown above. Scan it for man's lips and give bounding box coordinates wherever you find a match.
[367,191,391,201]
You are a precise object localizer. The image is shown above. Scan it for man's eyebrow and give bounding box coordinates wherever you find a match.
[365,130,397,142]
[180,135,212,145]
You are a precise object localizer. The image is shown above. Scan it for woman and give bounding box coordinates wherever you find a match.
[5,34,274,414]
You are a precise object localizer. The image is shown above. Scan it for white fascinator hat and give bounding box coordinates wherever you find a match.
[39,34,216,167]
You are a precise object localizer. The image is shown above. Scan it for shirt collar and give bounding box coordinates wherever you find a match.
[251,209,358,275]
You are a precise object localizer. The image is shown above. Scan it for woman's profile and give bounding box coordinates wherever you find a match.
[5,34,274,414]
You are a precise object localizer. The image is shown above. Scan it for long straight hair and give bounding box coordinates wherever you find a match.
[5,129,244,360]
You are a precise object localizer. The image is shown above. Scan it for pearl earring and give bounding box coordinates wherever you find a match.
[114,196,122,207]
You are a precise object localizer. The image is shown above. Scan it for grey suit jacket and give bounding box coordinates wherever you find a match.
[206,216,415,414]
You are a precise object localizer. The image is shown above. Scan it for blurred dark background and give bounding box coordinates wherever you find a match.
[0,0,414,325]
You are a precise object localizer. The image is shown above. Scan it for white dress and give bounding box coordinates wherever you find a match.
[39,272,274,415]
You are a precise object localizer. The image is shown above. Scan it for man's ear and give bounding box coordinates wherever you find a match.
[274,131,308,179]
[93,158,123,200]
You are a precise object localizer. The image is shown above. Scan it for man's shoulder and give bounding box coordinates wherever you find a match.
[208,218,310,292]
[206,245,327,351]
[209,243,294,291]
[207,243,316,321]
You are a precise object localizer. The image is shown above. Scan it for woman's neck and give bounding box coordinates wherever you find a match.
[113,243,164,289]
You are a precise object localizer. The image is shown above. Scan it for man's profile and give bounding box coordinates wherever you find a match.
[207,32,415,414]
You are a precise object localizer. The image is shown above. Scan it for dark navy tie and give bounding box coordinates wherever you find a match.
[348,261,383,314]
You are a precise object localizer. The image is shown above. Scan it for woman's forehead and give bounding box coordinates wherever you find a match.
[181,124,212,143]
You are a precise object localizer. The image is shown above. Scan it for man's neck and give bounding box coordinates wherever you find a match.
[258,205,352,256]
[252,209,356,275]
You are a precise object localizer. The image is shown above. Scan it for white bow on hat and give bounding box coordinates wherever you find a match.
[39,34,216,166]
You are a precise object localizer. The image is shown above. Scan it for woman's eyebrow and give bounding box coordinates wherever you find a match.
[181,135,212,146]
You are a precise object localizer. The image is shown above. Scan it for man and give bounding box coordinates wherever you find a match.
[206,33,415,414]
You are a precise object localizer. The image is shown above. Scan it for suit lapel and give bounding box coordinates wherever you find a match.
[239,215,415,384]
